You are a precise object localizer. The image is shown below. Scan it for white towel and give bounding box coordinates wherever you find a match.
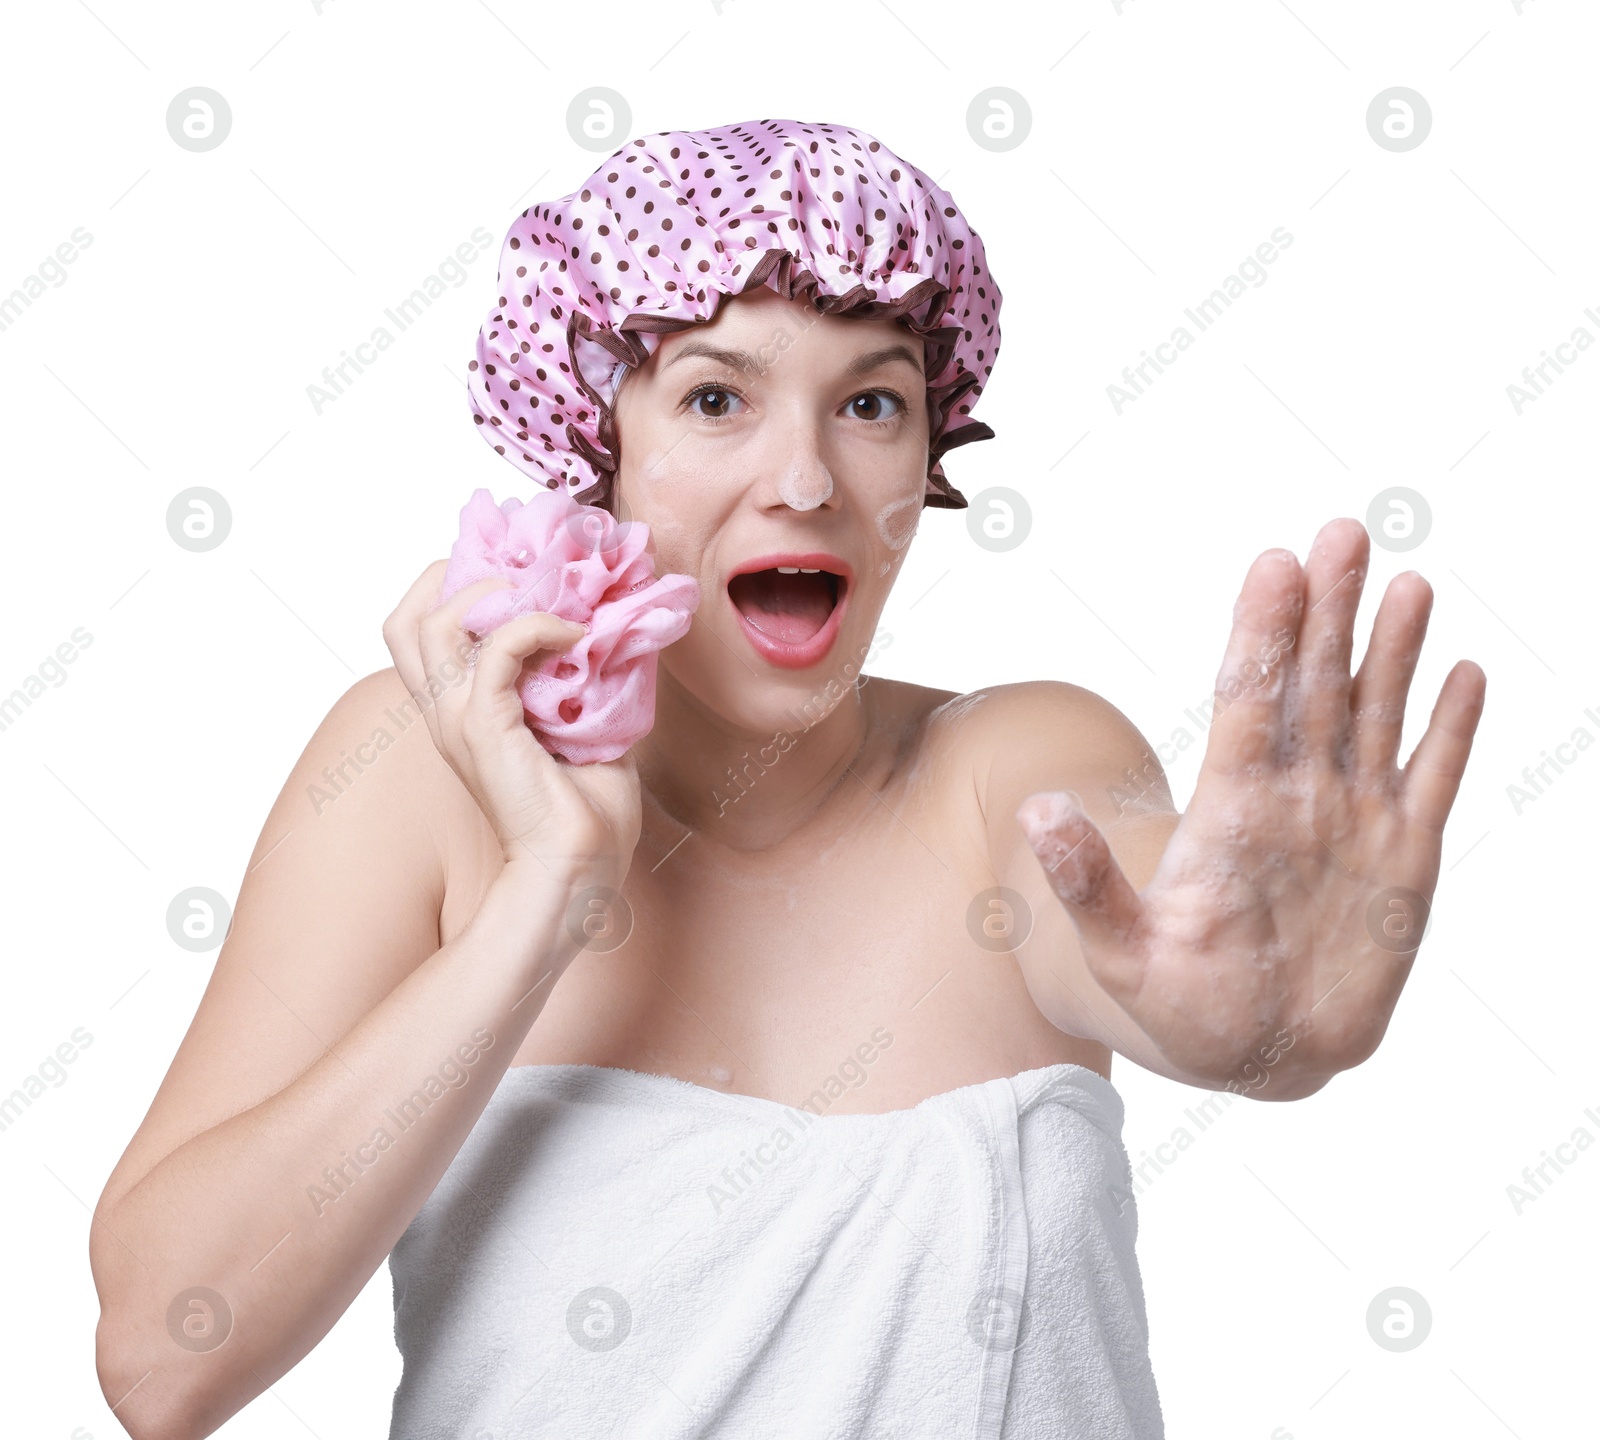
[386,1061,1165,1437]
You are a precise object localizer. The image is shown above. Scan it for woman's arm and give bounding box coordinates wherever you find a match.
[983,524,1484,1100]
[89,667,589,1440]
[969,679,1193,1080]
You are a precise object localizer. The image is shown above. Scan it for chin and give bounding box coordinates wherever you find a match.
[662,613,884,740]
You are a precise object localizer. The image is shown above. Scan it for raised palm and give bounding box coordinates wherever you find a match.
[1017,518,1487,1097]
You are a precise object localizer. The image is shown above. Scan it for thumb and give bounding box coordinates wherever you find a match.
[1015,791,1148,1000]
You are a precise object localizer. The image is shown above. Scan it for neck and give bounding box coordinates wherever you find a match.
[633,663,875,856]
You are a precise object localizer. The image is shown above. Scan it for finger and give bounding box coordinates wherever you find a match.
[1015,791,1148,1007]
[464,611,587,746]
[1349,570,1432,780]
[416,577,515,748]
[382,559,451,701]
[460,613,589,866]
[1400,660,1488,835]
[1201,548,1304,777]
[1293,518,1368,765]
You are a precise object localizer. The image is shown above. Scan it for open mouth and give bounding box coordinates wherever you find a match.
[724,556,853,670]
[727,567,843,645]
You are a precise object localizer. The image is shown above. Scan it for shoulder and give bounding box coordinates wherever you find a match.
[302,665,446,789]
[868,676,1113,733]
[283,665,484,878]
[951,678,1138,733]
[919,679,1173,815]
[924,682,1182,924]
[870,674,1158,763]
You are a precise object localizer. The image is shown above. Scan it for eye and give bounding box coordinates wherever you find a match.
[683,383,745,421]
[681,382,909,426]
[847,390,906,424]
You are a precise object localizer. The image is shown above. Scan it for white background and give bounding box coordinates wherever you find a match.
[1,1,1592,1436]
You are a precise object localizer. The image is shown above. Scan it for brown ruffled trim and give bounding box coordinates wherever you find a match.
[564,249,994,513]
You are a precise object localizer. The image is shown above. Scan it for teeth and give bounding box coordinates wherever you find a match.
[799,567,820,573]
[776,566,799,574]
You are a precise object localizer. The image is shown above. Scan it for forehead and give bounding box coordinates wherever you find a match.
[653,286,920,366]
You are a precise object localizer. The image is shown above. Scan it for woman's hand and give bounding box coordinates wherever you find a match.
[1016,517,1488,1098]
[383,559,642,895]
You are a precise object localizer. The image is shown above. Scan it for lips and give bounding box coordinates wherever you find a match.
[725,551,852,669]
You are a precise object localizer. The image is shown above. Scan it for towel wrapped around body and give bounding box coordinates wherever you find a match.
[386,1060,1166,1438]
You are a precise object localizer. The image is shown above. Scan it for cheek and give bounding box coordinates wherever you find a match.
[615,442,683,521]
[874,489,923,552]
[618,455,714,571]
[635,503,696,569]
[634,447,679,488]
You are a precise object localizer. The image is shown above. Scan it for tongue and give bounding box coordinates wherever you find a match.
[728,569,835,644]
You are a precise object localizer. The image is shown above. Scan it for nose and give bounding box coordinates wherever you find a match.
[776,451,834,512]
[764,412,836,512]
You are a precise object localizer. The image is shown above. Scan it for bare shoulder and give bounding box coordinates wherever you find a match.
[289,663,506,942]
[909,678,1176,822]
[304,664,487,844]
[267,666,468,883]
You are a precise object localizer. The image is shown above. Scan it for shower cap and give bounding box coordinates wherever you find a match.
[437,486,700,765]
[466,117,1002,511]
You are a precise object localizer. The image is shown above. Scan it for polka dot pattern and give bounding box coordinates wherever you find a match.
[465,118,1001,511]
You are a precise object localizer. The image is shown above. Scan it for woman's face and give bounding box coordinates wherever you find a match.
[610,286,932,733]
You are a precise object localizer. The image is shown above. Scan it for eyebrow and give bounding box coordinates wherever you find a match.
[847,343,925,379]
[663,340,925,379]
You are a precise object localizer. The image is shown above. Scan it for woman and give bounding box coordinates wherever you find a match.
[90,119,1486,1439]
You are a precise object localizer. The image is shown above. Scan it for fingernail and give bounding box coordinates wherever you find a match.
[1017,790,1082,839]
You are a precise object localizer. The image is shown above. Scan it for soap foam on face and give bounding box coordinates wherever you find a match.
[875,491,922,551]
[778,461,832,512]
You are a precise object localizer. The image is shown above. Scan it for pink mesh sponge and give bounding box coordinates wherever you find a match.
[437,487,700,764]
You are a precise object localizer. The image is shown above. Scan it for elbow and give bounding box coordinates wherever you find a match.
[90,1208,274,1440]
[94,1295,215,1440]
[96,1325,197,1440]
[90,1202,210,1440]
[1249,1072,1332,1102]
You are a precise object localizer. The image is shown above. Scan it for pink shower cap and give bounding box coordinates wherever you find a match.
[437,487,700,765]
[466,117,1002,511]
